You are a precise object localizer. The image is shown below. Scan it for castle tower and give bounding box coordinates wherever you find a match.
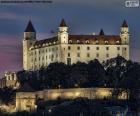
[58,19,68,44]
[120,20,129,44]
[23,21,36,70]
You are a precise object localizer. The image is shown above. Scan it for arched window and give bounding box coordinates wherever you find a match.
[69,40,72,43]
[77,40,80,44]
[105,41,108,44]
[86,40,89,44]
[96,40,99,44]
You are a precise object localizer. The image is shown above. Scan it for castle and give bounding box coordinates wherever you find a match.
[23,19,129,71]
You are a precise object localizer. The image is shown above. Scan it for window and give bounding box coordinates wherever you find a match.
[39,51,40,54]
[68,53,70,57]
[68,46,71,50]
[46,49,47,52]
[52,48,54,51]
[96,53,99,58]
[35,58,36,61]
[117,54,120,56]
[69,40,72,43]
[35,51,36,55]
[77,53,80,57]
[77,40,80,43]
[106,54,109,58]
[46,56,47,59]
[42,57,44,60]
[106,47,109,50]
[77,46,80,50]
[87,46,90,50]
[86,40,89,44]
[96,47,99,50]
[39,57,40,61]
[105,41,108,44]
[67,58,71,65]
[42,50,44,53]
[125,48,127,51]
[96,40,99,44]
[56,54,58,58]
[117,47,120,50]
[87,53,90,57]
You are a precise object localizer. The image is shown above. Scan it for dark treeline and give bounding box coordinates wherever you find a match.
[17,56,140,90]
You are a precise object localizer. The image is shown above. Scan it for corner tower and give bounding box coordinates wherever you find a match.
[23,21,36,70]
[58,19,68,44]
[120,20,129,44]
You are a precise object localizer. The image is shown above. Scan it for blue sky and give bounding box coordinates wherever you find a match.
[0,0,140,77]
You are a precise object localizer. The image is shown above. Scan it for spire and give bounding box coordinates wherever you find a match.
[59,19,67,27]
[25,20,36,32]
[121,20,128,27]
[99,29,105,35]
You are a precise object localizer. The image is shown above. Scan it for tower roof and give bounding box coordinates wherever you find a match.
[59,19,67,27]
[99,29,105,35]
[121,20,128,27]
[25,20,36,32]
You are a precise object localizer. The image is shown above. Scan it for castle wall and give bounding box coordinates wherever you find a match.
[16,88,128,111]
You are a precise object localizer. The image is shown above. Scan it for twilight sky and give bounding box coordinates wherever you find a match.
[0,0,140,77]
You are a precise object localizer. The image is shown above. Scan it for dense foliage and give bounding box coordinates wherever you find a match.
[17,56,140,90]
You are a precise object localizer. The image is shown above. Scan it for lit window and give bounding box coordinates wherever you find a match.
[105,41,108,44]
[69,40,72,43]
[96,40,99,44]
[86,40,89,44]
[77,40,80,43]
[106,54,109,58]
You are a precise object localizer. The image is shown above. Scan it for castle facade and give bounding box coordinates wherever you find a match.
[23,19,129,70]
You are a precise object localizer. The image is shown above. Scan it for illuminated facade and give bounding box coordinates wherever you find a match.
[16,88,129,111]
[23,19,129,70]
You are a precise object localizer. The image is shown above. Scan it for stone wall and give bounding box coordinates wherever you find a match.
[16,88,129,112]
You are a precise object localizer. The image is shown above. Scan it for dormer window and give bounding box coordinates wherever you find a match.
[116,41,120,44]
[96,40,99,44]
[69,40,72,43]
[77,40,80,44]
[86,40,89,44]
[105,41,108,44]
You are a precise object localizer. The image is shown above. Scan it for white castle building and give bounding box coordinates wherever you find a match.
[23,19,129,71]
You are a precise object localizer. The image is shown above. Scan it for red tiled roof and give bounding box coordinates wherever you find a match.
[34,36,58,46]
[69,35,121,45]
[31,35,121,49]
